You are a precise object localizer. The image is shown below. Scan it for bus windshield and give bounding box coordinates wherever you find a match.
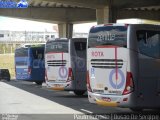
[15,48,28,57]
[45,41,68,53]
[88,26,127,48]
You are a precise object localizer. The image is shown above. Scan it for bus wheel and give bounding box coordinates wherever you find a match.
[130,108,143,112]
[35,82,43,85]
[74,90,86,96]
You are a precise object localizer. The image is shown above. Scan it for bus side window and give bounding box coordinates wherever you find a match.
[137,30,160,58]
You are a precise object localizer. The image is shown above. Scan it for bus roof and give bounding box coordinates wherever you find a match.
[15,45,44,51]
[46,38,69,43]
[90,23,160,29]
[70,38,87,42]
[17,43,45,48]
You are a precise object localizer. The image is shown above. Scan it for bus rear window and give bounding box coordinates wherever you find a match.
[74,42,86,51]
[74,42,86,57]
[32,48,44,59]
[15,48,28,57]
[45,41,68,53]
[88,26,127,48]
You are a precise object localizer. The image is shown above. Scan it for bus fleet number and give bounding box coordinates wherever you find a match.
[97,32,115,42]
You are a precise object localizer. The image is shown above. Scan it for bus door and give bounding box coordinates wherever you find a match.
[31,48,45,81]
[137,30,159,107]
[88,25,129,96]
[72,40,87,90]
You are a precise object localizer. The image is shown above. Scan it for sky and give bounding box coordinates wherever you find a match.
[0,16,96,33]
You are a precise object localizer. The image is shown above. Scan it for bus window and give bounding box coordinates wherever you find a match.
[137,30,160,58]
[32,49,44,60]
[45,41,68,53]
[74,42,86,51]
[15,48,28,57]
[88,26,127,48]
[74,42,86,57]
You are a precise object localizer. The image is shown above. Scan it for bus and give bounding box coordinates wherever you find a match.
[87,24,160,111]
[15,45,45,85]
[45,38,87,95]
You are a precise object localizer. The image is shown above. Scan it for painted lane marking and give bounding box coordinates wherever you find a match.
[80,109,93,114]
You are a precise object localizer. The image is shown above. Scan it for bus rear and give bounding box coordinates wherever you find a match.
[15,46,45,85]
[87,24,134,107]
[15,48,30,80]
[45,39,70,90]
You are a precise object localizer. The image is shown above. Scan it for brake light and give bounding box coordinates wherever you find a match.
[45,68,48,81]
[28,67,31,74]
[122,72,134,95]
[67,68,73,81]
[87,71,92,92]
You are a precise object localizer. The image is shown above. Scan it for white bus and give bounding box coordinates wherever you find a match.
[87,24,160,111]
[45,38,87,95]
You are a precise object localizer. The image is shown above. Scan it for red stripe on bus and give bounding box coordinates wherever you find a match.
[95,45,120,48]
[115,47,118,81]
[46,52,64,54]
[62,52,64,73]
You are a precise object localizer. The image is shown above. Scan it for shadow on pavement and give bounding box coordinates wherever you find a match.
[4,80,160,115]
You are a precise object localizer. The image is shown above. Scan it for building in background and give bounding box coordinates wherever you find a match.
[0,30,58,43]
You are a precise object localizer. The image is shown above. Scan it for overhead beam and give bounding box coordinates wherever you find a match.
[0,8,96,23]
[113,0,160,8]
[34,0,108,9]
[117,9,160,21]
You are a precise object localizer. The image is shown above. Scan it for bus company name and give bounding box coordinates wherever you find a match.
[47,55,55,59]
[91,51,104,57]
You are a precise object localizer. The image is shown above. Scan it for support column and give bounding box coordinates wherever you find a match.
[96,7,110,24]
[96,3,117,25]
[58,23,73,38]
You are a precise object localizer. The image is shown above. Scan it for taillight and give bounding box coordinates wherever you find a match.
[87,71,92,92]
[67,68,73,81]
[45,68,48,81]
[28,67,31,74]
[122,72,134,95]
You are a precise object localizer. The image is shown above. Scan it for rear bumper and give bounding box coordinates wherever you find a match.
[95,98,118,107]
[16,78,44,82]
[16,75,44,82]
[50,87,64,91]
[88,91,132,107]
[46,81,67,91]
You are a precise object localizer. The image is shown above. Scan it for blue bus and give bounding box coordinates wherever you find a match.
[15,45,45,85]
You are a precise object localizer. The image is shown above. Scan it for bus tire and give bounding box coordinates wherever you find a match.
[130,108,143,112]
[35,81,43,85]
[74,90,86,96]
